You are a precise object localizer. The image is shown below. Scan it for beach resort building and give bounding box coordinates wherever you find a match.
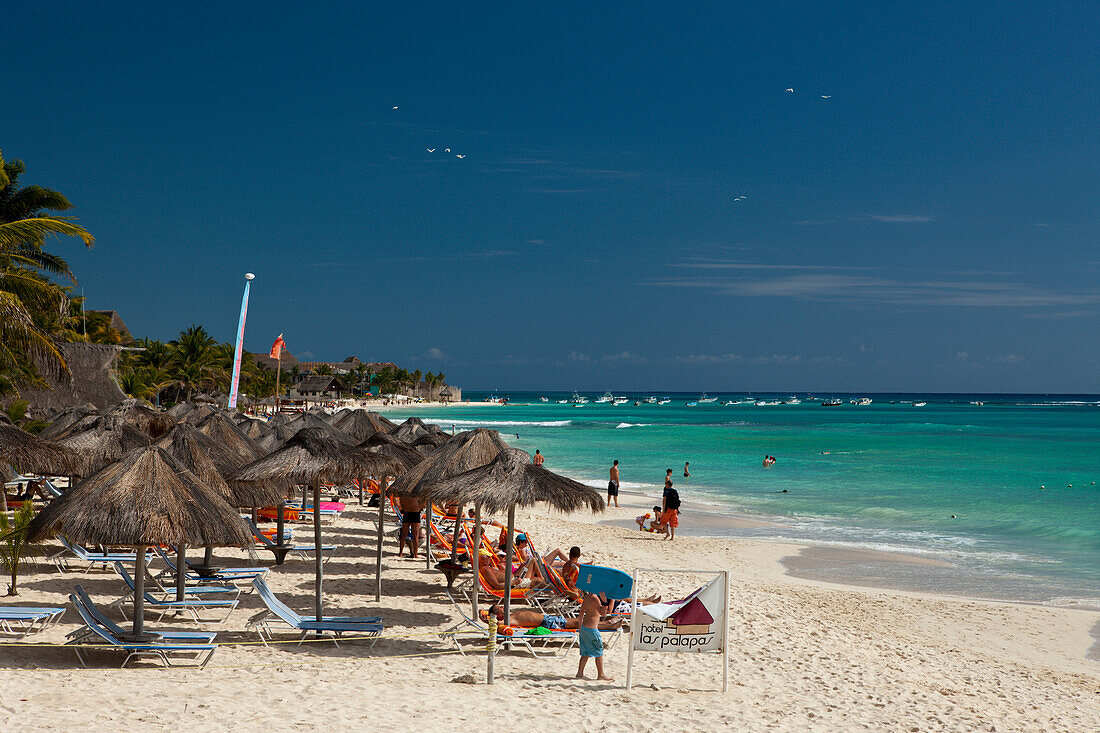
[288,375,346,401]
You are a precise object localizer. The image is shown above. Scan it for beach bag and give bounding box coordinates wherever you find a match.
[665,488,681,510]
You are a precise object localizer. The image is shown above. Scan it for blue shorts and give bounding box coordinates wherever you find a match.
[578,626,603,658]
[542,614,568,630]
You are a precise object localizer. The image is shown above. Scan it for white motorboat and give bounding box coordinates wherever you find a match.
[913,402,927,407]
[784,397,801,405]
[970,401,984,406]
[685,401,698,407]
[643,396,658,404]
[595,391,614,404]
[698,393,718,403]
[857,397,872,406]
[539,397,549,402]
[823,399,843,407]
[657,398,671,405]
[569,391,588,404]
[613,397,629,405]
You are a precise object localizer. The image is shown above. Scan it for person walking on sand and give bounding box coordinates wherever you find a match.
[661,473,681,541]
[397,494,422,558]
[533,449,544,466]
[607,460,620,507]
[576,592,614,681]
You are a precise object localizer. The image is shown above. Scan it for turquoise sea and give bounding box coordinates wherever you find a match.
[382,392,1100,606]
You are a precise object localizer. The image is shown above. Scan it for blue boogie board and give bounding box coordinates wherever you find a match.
[575,564,633,600]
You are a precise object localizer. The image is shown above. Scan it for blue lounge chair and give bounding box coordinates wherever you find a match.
[247,518,336,563]
[49,537,151,573]
[66,592,217,668]
[111,563,238,624]
[438,588,583,658]
[248,576,382,647]
[0,605,66,636]
[68,586,216,646]
[152,546,268,587]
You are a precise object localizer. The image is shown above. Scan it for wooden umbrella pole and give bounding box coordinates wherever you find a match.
[175,543,187,602]
[134,545,146,637]
[276,501,286,546]
[502,504,516,625]
[450,503,463,561]
[424,504,431,569]
[374,478,387,602]
[471,504,482,619]
[358,474,365,505]
[313,476,323,622]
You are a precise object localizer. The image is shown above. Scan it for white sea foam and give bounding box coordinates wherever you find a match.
[615,422,654,429]
[423,418,572,428]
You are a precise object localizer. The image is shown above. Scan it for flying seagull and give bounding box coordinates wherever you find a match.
[820,95,831,99]
[445,148,451,153]
[392,106,399,110]
[427,148,435,153]
[785,88,794,93]
[456,154,466,159]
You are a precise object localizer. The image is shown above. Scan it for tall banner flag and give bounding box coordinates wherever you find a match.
[270,333,285,360]
[228,273,255,409]
[271,333,286,411]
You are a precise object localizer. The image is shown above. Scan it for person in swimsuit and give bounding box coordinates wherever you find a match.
[576,592,614,680]
[607,460,620,507]
[397,495,422,558]
[684,461,691,478]
[533,449,544,466]
[487,601,624,631]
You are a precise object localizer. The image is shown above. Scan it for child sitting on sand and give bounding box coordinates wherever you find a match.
[635,506,665,532]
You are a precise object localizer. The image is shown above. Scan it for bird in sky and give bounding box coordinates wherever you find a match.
[820,95,831,99]
[427,148,435,153]
[734,195,747,201]
[445,148,451,152]
[785,88,794,93]
[392,106,398,110]
[456,154,466,159]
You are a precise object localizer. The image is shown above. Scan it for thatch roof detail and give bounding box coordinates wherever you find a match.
[358,433,424,473]
[102,399,175,439]
[0,423,85,476]
[20,343,127,414]
[235,416,271,442]
[58,418,153,475]
[155,423,287,507]
[39,405,97,440]
[410,431,449,451]
[194,412,262,466]
[388,428,510,497]
[179,404,217,425]
[420,448,605,516]
[27,446,253,547]
[333,410,395,443]
[389,416,433,444]
[230,427,403,485]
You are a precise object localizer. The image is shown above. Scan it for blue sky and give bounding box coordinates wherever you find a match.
[7,2,1099,391]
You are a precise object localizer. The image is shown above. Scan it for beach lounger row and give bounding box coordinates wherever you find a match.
[111,563,238,625]
[246,518,336,562]
[67,586,217,668]
[48,537,152,573]
[0,605,66,636]
[247,576,383,647]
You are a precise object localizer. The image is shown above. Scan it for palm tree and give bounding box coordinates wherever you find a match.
[0,151,94,395]
[168,325,221,401]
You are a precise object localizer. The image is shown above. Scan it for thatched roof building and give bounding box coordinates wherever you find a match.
[19,343,128,415]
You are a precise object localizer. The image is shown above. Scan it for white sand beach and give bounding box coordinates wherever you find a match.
[2,496,1097,732]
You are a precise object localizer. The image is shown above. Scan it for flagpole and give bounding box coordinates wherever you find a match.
[275,353,281,413]
[228,273,255,410]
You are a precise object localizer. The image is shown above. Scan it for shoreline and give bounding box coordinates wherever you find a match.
[2,494,1097,729]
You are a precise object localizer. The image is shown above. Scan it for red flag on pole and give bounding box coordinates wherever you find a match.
[270,334,286,360]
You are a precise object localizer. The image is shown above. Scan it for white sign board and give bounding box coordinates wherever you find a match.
[626,570,729,691]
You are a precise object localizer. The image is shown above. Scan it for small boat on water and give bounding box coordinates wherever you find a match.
[613,397,629,405]
[595,391,614,404]
[784,397,801,405]
[657,398,671,405]
[556,399,569,404]
[570,391,588,404]
[698,393,718,403]
[643,396,658,404]
[857,397,872,406]
[539,396,549,402]
[756,400,782,406]
[913,402,927,407]
[685,401,698,407]
[970,401,984,406]
[822,399,843,407]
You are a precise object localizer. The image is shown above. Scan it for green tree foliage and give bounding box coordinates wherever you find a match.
[0,151,94,396]
[0,502,35,595]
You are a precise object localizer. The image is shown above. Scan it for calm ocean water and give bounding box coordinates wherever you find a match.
[382,392,1100,606]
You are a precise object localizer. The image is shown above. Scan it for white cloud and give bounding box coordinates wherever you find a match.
[602,350,646,363]
[992,354,1025,365]
[867,214,934,223]
[566,351,591,362]
[424,347,447,360]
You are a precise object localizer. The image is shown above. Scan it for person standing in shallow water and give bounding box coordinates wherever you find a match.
[607,460,620,508]
[683,461,692,479]
[533,449,544,466]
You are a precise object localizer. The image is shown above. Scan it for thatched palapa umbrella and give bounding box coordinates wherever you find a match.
[391,428,512,571]
[26,446,251,640]
[58,417,152,475]
[39,405,97,440]
[102,399,176,439]
[422,447,604,682]
[334,410,393,443]
[389,416,434,444]
[229,427,400,620]
[0,422,84,510]
[194,412,262,466]
[155,423,285,597]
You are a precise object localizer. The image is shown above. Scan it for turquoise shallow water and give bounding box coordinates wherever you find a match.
[381,392,1100,605]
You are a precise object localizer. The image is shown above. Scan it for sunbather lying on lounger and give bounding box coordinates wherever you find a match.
[486,601,624,631]
[477,552,545,590]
